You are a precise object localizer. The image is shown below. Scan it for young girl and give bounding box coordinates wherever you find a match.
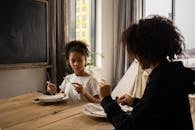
[47,40,100,103]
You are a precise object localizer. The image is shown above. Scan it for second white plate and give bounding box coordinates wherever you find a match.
[83,103,133,118]
[33,93,68,103]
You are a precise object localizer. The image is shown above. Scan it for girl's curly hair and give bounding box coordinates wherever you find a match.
[64,40,89,60]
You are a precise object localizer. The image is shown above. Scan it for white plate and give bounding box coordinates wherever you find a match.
[83,103,133,118]
[32,93,69,103]
[83,108,107,118]
[83,103,106,118]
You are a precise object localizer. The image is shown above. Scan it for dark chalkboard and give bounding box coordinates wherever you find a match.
[0,0,48,65]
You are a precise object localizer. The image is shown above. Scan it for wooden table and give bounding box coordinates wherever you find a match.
[0,92,113,130]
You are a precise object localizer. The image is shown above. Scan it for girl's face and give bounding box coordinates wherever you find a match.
[68,51,86,75]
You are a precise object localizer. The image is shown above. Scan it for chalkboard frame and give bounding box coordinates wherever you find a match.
[0,0,49,69]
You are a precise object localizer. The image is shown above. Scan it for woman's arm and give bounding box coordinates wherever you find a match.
[98,81,135,130]
[101,96,135,130]
[117,94,137,106]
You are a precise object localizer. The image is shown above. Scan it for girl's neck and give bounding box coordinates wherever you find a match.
[75,71,89,77]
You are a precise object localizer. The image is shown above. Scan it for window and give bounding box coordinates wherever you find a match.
[67,0,96,65]
[82,6,87,12]
[82,31,86,37]
[143,0,172,20]
[143,0,195,66]
[82,23,87,28]
[83,0,87,4]
[82,15,87,21]
[175,0,195,50]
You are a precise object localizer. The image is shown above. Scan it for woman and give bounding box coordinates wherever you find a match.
[98,16,195,130]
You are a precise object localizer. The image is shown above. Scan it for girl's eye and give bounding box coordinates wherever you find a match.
[71,59,81,63]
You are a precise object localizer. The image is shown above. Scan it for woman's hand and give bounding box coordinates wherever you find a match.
[98,80,112,100]
[117,94,134,106]
[47,82,57,95]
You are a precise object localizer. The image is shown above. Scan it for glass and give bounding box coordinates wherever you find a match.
[144,0,172,19]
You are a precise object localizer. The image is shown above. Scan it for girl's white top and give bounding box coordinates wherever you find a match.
[59,73,98,102]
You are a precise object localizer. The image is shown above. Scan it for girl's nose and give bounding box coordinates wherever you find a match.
[74,61,79,66]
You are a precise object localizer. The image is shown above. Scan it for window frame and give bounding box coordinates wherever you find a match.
[142,0,195,57]
[68,0,96,65]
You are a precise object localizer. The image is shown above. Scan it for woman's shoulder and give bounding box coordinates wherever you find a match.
[149,61,191,81]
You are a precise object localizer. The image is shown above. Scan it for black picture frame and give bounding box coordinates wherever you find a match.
[0,0,49,69]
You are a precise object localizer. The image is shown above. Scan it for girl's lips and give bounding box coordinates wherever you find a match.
[73,67,79,69]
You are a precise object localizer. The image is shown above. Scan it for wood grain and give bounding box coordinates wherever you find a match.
[0,92,113,130]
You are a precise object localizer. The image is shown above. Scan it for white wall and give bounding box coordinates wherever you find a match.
[96,0,114,83]
[0,68,47,99]
[96,0,102,68]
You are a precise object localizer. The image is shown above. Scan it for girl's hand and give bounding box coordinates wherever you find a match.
[47,82,57,95]
[98,80,112,100]
[72,83,87,95]
[117,94,134,106]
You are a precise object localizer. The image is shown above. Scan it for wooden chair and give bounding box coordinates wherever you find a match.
[189,94,195,112]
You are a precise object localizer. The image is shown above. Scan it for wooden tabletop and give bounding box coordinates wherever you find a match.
[0,92,113,130]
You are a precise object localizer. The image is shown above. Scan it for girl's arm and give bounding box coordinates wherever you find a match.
[82,89,100,103]
[72,83,100,103]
